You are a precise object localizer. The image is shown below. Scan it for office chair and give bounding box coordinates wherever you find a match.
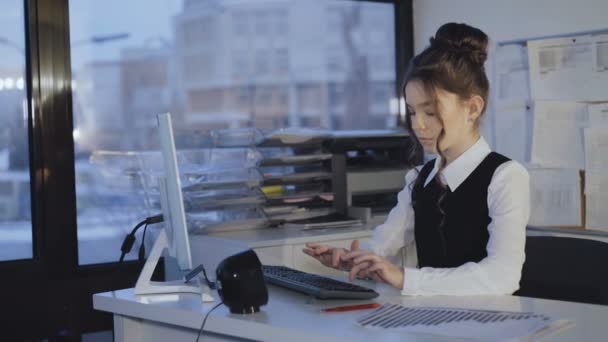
[515,236,608,306]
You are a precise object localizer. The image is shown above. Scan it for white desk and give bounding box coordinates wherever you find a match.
[94,281,608,342]
[96,236,608,342]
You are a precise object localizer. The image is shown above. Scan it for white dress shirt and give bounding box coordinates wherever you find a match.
[368,136,530,296]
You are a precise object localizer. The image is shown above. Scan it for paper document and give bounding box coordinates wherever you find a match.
[356,304,573,341]
[528,168,582,227]
[585,170,608,195]
[585,192,608,231]
[588,103,608,126]
[584,171,608,231]
[592,33,608,72]
[584,128,608,170]
[495,43,530,101]
[530,101,587,169]
[494,100,532,163]
[528,34,608,101]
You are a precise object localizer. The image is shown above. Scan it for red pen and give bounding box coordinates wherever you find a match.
[321,303,381,313]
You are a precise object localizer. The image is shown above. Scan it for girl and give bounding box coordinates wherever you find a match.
[303,22,530,296]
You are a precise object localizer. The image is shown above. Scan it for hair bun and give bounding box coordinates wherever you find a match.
[429,23,489,65]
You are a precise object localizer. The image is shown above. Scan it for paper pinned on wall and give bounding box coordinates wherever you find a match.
[585,170,608,195]
[588,103,608,126]
[585,192,608,231]
[592,33,608,72]
[495,43,530,101]
[530,101,587,169]
[494,100,532,163]
[528,34,608,101]
[584,127,608,170]
[527,167,582,227]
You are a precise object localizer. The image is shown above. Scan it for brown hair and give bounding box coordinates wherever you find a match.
[404,23,490,253]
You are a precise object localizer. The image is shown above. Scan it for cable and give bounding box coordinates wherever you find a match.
[119,219,146,262]
[185,264,217,290]
[196,302,223,342]
[199,265,216,290]
[119,214,163,262]
[138,222,149,263]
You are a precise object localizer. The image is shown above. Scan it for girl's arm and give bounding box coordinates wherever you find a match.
[367,168,419,258]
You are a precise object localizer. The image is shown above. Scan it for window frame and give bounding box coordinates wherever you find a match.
[0,0,413,339]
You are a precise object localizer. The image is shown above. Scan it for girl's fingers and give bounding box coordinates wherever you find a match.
[332,249,347,267]
[349,261,373,281]
[305,243,331,254]
[341,250,368,261]
[366,263,385,274]
[302,248,315,256]
[355,261,372,278]
[353,254,380,265]
[350,239,360,251]
[315,246,332,255]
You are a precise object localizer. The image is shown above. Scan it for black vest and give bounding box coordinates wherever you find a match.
[412,152,510,268]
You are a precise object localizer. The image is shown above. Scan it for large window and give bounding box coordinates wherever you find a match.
[0,1,32,262]
[69,0,396,265]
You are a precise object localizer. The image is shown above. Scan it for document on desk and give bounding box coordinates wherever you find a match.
[356,304,574,341]
[530,101,587,169]
[494,100,532,163]
[528,34,608,101]
[528,167,582,227]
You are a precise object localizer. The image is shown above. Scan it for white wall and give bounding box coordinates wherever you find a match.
[412,0,608,146]
[413,0,608,52]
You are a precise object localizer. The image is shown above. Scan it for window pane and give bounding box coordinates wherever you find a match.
[69,0,396,265]
[0,1,33,261]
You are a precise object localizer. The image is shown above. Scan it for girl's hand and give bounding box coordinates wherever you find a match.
[303,239,360,271]
[341,250,405,289]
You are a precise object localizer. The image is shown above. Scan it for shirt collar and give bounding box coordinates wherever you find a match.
[424,136,492,191]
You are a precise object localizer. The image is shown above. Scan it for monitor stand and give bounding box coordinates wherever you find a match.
[134,228,214,302]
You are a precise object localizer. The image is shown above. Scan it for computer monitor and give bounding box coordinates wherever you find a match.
[134,112,213,302]
[157,112,192,272]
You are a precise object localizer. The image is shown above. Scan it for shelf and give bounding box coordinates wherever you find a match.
[527,225,608,238]
[260,153,333,167]
[258,137,325,148]
[263,172,332,186]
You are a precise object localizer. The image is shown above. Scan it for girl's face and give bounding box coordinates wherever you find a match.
[405,80,479,156]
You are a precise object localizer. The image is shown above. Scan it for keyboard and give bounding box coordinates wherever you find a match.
[262,265,379,300]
